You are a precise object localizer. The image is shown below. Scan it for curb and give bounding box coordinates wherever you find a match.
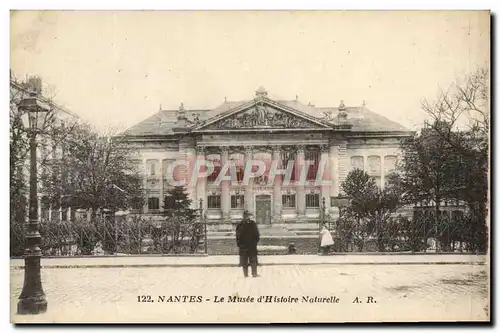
[10,261,486,269]
[9,252,484,260]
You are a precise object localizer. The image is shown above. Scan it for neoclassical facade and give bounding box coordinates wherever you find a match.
[123,87,412,225]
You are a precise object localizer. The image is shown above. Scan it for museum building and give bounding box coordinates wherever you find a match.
[122,87,412,225]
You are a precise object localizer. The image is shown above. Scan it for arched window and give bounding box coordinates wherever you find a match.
[368,156,381,188]
[146,159,159,176]
[384,155,397,174]
[351,156,364,171]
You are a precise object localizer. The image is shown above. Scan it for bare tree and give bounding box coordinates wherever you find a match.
[421,67,489,149]
[413,67,489,252]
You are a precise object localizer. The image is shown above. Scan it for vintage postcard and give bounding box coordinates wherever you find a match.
[9,10,490,323]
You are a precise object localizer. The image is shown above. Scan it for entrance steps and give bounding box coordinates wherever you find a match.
[206,222,320,240]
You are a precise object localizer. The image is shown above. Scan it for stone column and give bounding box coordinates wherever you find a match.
[319,144,330,210]
[244,146,254,215]
[67,207,72,221]
[296,145,306,220]
[272,145,282,222]
[220,146,231,221]
[143,159,148,213]
[196,146,207,211]
[186,146,197,209]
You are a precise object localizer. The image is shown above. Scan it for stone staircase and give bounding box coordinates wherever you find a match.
[206,222,320,239]
[205,222,321,255]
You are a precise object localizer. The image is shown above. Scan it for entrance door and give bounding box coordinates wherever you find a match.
[255,195,272,224]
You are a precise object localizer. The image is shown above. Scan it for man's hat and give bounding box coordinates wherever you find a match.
[242,210,252,219]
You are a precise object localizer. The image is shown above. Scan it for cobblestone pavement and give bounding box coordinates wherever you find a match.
[11,264,489,323]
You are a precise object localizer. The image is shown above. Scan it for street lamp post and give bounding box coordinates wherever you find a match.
[317,197,327,253]
[17,91,51,315]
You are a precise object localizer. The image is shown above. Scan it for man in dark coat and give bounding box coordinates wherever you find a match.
[236,210,260,277]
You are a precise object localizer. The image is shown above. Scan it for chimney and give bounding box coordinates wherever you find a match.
[27,76,43,94]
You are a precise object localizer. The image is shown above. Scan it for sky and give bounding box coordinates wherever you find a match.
[10,10,490,131]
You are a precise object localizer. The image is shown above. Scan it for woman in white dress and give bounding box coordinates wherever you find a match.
[320,225,334,255]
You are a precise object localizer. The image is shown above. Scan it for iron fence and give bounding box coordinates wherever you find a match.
[11,216,207,257]
[321,212,487,253]
[10,210,487,257]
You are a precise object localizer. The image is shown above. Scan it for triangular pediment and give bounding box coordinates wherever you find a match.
[195,99,330,131]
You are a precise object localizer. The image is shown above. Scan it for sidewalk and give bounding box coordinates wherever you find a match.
[10,254,487,269]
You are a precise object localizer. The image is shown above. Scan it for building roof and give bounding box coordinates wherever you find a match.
[316,106,410,132]
[10,79,80,119]
[123,89,410,136]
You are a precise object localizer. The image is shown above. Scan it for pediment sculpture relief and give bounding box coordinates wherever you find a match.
[206,103,318,130]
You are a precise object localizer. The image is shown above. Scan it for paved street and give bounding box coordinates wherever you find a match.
[11,263,488,323]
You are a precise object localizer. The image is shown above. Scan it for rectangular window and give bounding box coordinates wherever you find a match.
[148,197,160,210]
[281,151,296,181]
[162,159,170,178]
[231,195,245,209]
[305,149,319,180]
[236,167,244,183]
[207,195,221,209]
[150,163,156,176]
[306,193,320,208]
[207,166,221,182]
[131,198,143,211]
[282,194,296,208]
[61,207,68,221]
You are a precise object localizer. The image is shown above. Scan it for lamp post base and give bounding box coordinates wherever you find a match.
[17,296,47,315]
[17,253,47,315]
